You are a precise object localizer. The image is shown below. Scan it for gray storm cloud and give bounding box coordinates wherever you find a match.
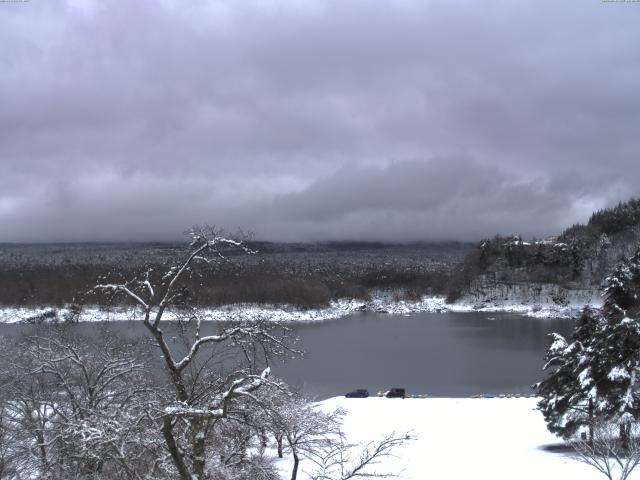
[0,0,639,242]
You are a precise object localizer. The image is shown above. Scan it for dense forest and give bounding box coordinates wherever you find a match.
[0,241,470,310]
[3,198,640,311]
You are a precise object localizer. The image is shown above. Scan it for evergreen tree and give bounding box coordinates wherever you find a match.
[536,307,600,439]
[589,249,640,435]
[601,249,640,319]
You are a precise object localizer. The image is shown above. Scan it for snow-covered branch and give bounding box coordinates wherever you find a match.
[163,368,271,420]
[94,283,149,310]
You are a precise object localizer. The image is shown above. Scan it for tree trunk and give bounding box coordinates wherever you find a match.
[36,428,48,472]
[588,398,594,446]
[276,434,283,458]
[619,421,631,452]
[259,428,268,454]
[291,451,299,480]
[162,417,192,480]
[191,419,207,479]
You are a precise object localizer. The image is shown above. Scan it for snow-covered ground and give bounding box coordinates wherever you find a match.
[288,397,629,480]
[0,293,599,324]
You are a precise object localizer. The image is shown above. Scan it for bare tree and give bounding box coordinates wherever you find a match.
[571,421,640,480]
[256,380,293,459]
[269,395,342,480]
[206,401,281,480]
[0,341,19,479]
[94,227,295,480]
[263,390,409,480]
[0,405,16,479]
[0,327,163,480]
[309,432,410,480]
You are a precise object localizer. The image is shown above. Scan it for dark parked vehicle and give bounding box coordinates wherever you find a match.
[385,388,405,398]
[345,389,370,398]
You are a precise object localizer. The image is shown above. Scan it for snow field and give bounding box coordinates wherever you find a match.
[305,397,625,480]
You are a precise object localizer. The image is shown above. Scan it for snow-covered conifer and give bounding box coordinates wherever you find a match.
[536,307,600,439]
[586,248,640,437]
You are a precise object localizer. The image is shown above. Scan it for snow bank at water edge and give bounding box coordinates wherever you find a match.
[361,294,601,319]
[278,397,617,480]
[0,301,363,324]
[0,293,601,324]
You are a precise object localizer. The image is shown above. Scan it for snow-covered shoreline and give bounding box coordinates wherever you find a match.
[0,293,600,324]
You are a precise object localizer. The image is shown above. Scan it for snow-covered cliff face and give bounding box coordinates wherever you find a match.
[459,275,602,310]
[450,223,640,310]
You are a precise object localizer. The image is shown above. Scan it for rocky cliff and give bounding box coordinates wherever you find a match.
[449,198,640,309]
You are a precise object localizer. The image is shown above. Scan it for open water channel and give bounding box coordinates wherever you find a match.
[0,312,573,399]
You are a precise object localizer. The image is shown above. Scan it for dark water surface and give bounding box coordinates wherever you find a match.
[0,312,572,399]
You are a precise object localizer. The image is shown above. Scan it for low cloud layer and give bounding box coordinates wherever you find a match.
[1,0,639,242]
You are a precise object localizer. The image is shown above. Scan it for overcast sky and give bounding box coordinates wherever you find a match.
[1,0,639,242]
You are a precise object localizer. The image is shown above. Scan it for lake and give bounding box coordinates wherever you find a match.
[0,312,573,399]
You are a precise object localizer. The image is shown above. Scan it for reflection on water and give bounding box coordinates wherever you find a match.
[0,312,573,399]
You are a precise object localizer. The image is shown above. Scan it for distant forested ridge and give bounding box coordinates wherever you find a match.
[4,198,640,312]
[447,197,640,303]
[0,241,471,309]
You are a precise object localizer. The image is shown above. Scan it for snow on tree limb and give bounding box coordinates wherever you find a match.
[162,367,271,420]
[88,227,298,480]
[93,283,150,311]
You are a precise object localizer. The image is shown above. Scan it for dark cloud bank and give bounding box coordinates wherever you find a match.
[1,0,639,242]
